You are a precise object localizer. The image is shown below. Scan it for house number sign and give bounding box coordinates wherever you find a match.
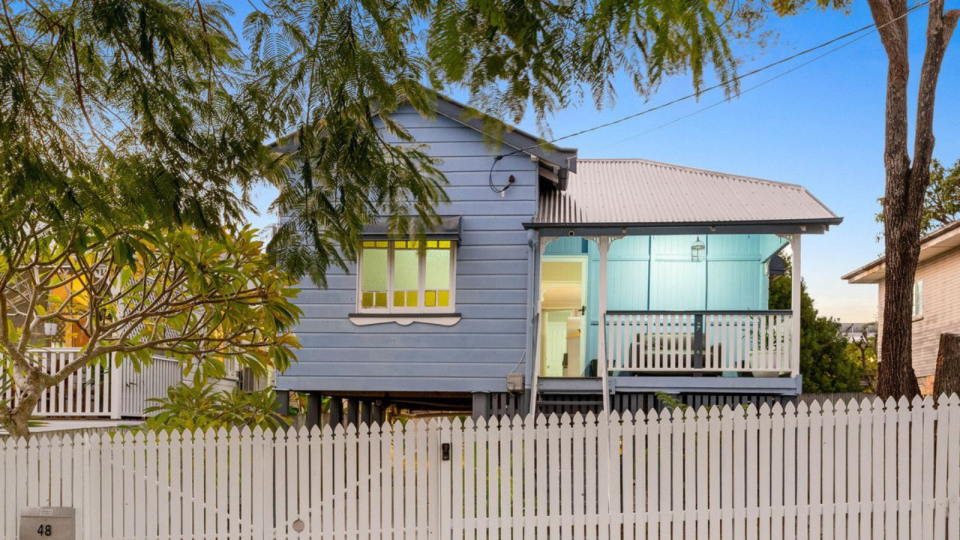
[19,507,76,540]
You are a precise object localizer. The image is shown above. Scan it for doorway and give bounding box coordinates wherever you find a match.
[540,257,588,378]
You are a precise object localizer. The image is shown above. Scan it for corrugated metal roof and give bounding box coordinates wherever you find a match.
[533,159,841,226]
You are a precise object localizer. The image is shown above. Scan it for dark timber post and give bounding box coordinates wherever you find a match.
[472,392,491,420]
[328,397,343,429]
[346,397,360,427]
[360,401,372,426]
[304,392,322,429]
[693,313,705,371]
[274,390,291,418]
[370,401,383,425]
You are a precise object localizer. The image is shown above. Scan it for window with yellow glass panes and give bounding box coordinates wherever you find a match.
[358,240,455,313]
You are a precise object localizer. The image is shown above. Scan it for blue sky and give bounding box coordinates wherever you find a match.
[233,1,960,323]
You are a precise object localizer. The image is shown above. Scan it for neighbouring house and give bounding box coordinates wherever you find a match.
[277,95,843,422]
[842,220,960,394]
[2,291,244,433]
[840,322,878,344]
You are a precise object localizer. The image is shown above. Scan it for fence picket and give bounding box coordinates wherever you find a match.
[808,402,822,540]
[771,402,786,540]
[858,400,873,540]
[821,401,836,540]
[946,395,960,540]
[758,404,772,540]
[882,399,897,540]
[2,397,959,540]
[391,422,404,540]
[909,397,924,540]
[547,415,561,540]
[920,397,936,540]
[560,414,573,540]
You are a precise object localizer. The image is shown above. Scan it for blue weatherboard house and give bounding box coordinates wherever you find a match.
[277,96,842,423]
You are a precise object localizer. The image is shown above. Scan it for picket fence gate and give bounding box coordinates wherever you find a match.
[2,395,960,540]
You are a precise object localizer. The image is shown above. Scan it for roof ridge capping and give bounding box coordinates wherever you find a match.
[577,157,810,192]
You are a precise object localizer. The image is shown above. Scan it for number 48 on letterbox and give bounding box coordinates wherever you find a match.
[19,508,76,540]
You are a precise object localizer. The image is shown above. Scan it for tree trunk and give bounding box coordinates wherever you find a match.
[933,333,960,398]
[0,357,73,437]
[868,0,959,399]
[0,377,44,438]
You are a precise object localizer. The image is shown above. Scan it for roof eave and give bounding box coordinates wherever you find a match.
[843,220,960,284]
[525,217,843,235]
[433,96,577,173]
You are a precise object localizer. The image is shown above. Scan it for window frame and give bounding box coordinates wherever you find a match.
[356,240,457,315]
[913,280,924,319]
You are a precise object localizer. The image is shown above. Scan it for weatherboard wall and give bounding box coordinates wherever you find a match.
[277,105,539,394]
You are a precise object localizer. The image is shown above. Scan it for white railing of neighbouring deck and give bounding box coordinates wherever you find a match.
[604,310,795,375]
[1,349,183,419]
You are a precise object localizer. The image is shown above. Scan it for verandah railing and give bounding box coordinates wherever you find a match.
[604,310,795,374]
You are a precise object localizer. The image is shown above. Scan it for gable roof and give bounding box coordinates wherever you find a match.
[270,93,578,174]
[842,220,960,284]
[530,159,842,230]
[432,95,578,173]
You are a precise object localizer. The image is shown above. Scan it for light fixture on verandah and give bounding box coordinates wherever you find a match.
[691,237,705,262]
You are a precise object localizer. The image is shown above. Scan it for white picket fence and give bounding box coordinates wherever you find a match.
[2,395,960,540]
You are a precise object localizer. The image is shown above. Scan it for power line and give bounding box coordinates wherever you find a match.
[496,0,932,159]
[600,11,911,150]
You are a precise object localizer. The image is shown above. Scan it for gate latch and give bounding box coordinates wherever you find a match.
[441,443,451,461]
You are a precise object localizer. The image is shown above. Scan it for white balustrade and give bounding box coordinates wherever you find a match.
[605,310,795,374]
[1,348,182,419]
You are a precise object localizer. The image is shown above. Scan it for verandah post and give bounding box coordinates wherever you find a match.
[791,234,802,378]
[530,236,557,416]
[109,352,122,420]
[598,236,611,415]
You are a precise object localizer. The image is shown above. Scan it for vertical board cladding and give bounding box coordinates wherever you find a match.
[544,234,784,374]
[277,105,539,394]
[877,246,960,379]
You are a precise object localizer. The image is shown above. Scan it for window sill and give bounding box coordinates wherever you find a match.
[348,313,462,327]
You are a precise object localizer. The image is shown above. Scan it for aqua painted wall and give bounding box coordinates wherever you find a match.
[543,234,787,375]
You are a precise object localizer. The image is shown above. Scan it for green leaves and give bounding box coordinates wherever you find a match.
[875,158,960,237]
[144,383,291,432]
[770,270,869,393]
[0,0,269,248]
[248,0,751,281]
[0,218,302,411]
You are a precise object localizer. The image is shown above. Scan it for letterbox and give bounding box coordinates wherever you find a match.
[19,507,76,540]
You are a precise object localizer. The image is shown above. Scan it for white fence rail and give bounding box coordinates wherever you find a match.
[606,310,795,374]
[2,396,959,540]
